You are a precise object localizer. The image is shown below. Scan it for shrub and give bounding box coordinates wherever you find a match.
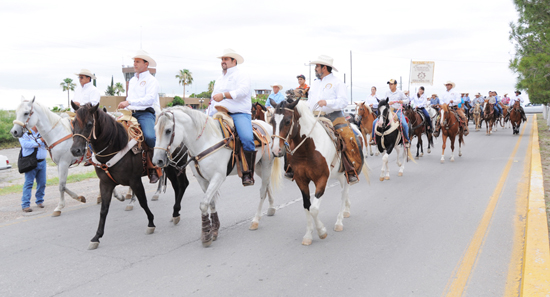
[172,96,185,106]
[0,110,16,143]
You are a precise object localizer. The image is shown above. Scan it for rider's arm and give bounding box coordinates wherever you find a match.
[324,81,348,110]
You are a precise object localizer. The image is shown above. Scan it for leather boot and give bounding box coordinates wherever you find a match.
[147,148,159,184]
[341,152,359,185]
[242,151,256,186]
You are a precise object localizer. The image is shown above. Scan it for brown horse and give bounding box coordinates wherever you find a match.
[509,100,523,135]
[251,102,267,121]
[404,105,434,159]
[472,103,482,131]
[483,100,496,135]
[354,101,377,156]
[439,104,465,163]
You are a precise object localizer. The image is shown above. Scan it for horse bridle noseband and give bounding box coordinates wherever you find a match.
[12,102,35,131]
[154,111,188,175]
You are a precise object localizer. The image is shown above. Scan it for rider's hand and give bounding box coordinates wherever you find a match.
[212,93,224,102]
[117,101,130,109]
[318,100,327,107]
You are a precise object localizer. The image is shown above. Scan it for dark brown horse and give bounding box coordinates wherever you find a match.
[70,103,190,250]
[251,102,267,121]
[404,105,434,159]
[439,104,465,163]
[509,100,523,135]
[483,100,496,135]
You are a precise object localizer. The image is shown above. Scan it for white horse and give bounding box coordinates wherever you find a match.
[270,100,369,245]
[10,97,128,216]
[152,106,283,247]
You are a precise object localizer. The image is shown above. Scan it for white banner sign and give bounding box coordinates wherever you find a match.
[410,61,435,86]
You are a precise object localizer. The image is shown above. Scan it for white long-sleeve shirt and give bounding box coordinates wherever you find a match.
[411,93,428,108]
[363,94,379,108]
[127,70,160,113]
[73,82,100,106]
[308,73,347,113]
[384,89,409,109]
[210,66,252,115]
[440,88,461,106]
[509,95,524,106]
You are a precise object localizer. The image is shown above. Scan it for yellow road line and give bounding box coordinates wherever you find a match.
[504,122,532,296]
[443,122,527,297]
[521,114,550,295]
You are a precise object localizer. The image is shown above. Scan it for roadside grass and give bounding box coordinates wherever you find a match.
[0,139,20,150]
[0,171,97,196]
[535,116,550,238]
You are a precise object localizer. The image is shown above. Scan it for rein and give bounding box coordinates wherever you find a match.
[271,103,323,156]
[153,111,190,176]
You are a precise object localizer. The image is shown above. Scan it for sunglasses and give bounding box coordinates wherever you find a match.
[79,76,87,79]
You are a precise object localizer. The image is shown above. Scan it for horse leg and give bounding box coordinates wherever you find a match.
[209,192,220,241]
[111,187,125,202]
[151,174,164,201]
[88,181,116,250]
[450,135,456,162]
[250,170,269,230]
[166,167,189,225]
[295,178,315,246]
[125,191,136,211]
[441,135,447,163]
[380,152,389,181]
[334,174,350,232]
[129,180,156,235]
[125,187,133,200]
[396,145,405,176]
[199,174,225,247]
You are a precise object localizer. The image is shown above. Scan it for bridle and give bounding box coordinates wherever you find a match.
[12,101,35,131]
[271,103,322,156]
[153,111,188,175]
[71,113,113,157]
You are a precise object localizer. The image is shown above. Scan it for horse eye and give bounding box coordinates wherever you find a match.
[284,119,291,125]
[166,129,172,135]
[86,121,93,128]
[24,112,29,116]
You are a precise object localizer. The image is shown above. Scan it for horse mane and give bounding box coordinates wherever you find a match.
[440,103,449,112]
[294,100,316,123]
[170,106,222,138]
[21,100,72,132]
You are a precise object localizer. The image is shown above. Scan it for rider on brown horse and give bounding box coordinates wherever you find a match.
[510,90,527,122]
[436,81,469,136]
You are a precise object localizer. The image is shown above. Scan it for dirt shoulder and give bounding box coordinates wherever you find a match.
[535,116,550,240]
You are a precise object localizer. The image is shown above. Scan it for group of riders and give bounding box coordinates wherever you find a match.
[70,49,529,189]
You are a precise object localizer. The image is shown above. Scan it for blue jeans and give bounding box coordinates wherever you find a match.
[494,104,502,117]
[133,110,156,148]
[418,107,432,129]
[372,109,409,141]
[22,160,46,208]
[230,113,255,152]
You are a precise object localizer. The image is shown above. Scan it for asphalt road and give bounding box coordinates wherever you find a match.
[0,117,534,297]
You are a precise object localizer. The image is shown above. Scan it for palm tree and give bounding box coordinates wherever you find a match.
[208,80,215,93]
[60,78,76,108]
[175,69,193,98]
[114,82,125,96]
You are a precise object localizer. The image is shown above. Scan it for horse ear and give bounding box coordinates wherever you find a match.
[288,98,300,110]
[103,107,108,113]
[354,101,360,106]
[31,96,35,103]
[71,100,79,111]
[260,103,267,111]
[269,98,278,108]
[90,103,99,114]
[20,96,26,102]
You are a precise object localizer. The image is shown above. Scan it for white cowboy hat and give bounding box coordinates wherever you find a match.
[443,81,456,88]
[132,50,157,67]
[309,55,338,72]
[270,83,283,90]
[74,69,96,80]
[217,48,244,64]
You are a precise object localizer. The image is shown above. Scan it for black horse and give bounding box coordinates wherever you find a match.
[70,103,189,250]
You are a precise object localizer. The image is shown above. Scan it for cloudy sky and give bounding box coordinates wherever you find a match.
[0,0,522,110]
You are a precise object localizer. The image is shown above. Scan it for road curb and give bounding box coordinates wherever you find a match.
[522,114,550,295]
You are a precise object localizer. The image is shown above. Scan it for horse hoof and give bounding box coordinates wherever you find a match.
[440,160,445,164]
[52,211,61,217]
[78,196,86,203]
[173,216,180,225]
[384,176,390,180]
[344,211,350,218]
[249,222,259,230]
[96,197,101,204]
[146,227,155,234]
[302,238,312,246]
[125,205,133,211]
[334,224,344,232]
[398,172,403,177]
[427,149,431,154]
[202,239,213,247]
[88,242,99,250]
[415,157,419,160]
[319,232,328,240]
[451,158,455,162]
[267,207,276,216]
[125,194,132,200]
[379,177,384,182]
[151,195,159,201]
[459,153,462,157]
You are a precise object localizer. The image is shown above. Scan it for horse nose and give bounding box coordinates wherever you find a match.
[71,147,83,157]
[155,159,164,167]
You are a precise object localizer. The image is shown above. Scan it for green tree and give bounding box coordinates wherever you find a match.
[114,82,125,96]
[253,94,268,105]
[60,78,76,108]
[105,75,115,96]
[509,0,550,103]
[175,69,193,99]
[208,80,215,97]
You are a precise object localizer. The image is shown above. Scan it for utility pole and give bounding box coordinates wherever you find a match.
[350,50,353,104]
[399,76,403,90]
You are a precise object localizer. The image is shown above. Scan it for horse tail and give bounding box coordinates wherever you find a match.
[270,155,283,191]
[459,131,465,145]
[361,160,370,185]
[407,148,417,164]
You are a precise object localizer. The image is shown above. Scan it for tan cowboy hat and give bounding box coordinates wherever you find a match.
[270,83,283,90]
[74,69,96,80]
[309,55,338,72]
[133,50,157,67]
[443,81,456,88]
[217,48,244,64]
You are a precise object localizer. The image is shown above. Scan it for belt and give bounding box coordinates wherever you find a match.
[37,159,45,162]
[132,107,155,115]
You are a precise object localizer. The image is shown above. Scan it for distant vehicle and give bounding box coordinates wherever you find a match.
[0,155,12,170]
[343,105,357,115]
[524,103,544,113]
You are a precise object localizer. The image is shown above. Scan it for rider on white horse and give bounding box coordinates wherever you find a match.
[371,79,410,146]
[117,50,161,183]
[209,48,256,186]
